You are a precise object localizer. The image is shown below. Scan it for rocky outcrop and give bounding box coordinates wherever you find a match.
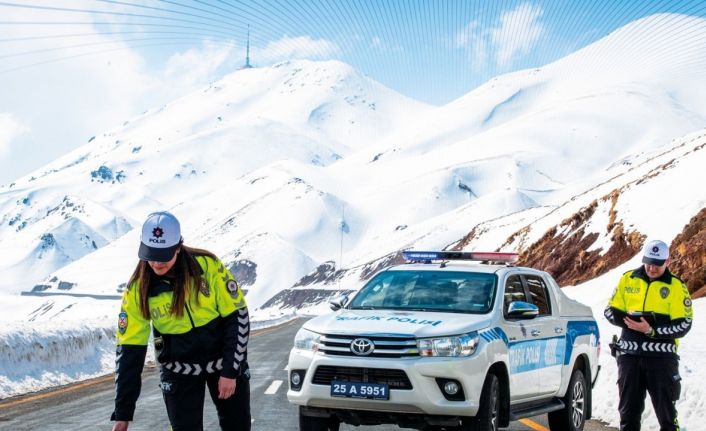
[359,251,406,280]
[293,261,348,287]
[670,207,706,297]
[228,259,257,286]
[514,196,644,286]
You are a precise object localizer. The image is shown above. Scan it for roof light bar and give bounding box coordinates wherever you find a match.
[402,251,518,263]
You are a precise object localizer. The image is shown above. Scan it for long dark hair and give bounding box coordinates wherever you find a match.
[128,245,217,320]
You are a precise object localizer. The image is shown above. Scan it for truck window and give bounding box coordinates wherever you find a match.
[349,270,496,313]
[525,275,551,316]
[503,274,526,316]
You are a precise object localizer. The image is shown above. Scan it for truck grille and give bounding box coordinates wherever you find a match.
[317,334,419,358]
[312,365,413,389]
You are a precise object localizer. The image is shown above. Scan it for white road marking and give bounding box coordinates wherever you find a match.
[264,380,283,395]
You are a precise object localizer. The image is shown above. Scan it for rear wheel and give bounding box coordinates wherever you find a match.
[460,373,500,431]
[299,407,340,431]
[548,368,587,431]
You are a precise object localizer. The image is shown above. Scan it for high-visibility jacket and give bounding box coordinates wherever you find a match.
[111,253,249,421]
[604,266,692,357]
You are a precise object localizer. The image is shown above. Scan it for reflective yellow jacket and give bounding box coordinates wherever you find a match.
[604,266,692,357]
[112,253,249,421]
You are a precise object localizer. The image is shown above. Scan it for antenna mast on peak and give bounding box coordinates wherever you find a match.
[242,24,253,69]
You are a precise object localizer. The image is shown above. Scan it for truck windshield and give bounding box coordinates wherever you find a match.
[348,270,496,314]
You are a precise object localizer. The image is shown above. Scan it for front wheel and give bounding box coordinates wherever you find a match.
[299,407,340,431]
[460,373,500,431]
[548,368,588,431]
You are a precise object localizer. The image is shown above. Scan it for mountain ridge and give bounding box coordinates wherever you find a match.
[1,15,706,318]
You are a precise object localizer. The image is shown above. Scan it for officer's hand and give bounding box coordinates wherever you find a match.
[218,376,237,399]
[624,316,651,334]
[112,421,129,431]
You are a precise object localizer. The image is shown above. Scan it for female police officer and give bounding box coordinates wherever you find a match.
[111,211,251,431]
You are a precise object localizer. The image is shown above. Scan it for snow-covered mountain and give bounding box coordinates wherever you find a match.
[0,59,431,298]
[3,16,706,429]
[1,13,706,321]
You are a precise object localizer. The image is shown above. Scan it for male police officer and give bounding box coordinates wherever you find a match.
[605,240,693,431]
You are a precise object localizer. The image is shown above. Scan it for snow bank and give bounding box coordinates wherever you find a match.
[0,310,298,399]
[0,319,116,398]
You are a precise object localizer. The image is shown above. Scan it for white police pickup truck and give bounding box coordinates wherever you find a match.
[287,251,600,431]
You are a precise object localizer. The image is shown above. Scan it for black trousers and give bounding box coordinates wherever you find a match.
[617,354,681,431]
[160,366,251,431]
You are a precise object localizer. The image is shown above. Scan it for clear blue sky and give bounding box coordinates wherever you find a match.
[170,0,706,105]
[0,0,705,184]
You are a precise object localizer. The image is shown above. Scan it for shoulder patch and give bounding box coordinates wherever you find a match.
[118,311,128,334]
[226,279,239,298]
[684,298,692,307]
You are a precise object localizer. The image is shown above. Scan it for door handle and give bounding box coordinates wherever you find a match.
[555,327,564,334]
[531,329,541,337]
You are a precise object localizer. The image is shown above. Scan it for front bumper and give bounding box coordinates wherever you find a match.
[287,348,488,416]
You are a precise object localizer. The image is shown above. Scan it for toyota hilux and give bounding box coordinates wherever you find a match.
[287,251,600,431]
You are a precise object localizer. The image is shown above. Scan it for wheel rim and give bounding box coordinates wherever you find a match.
[570,379,585,429]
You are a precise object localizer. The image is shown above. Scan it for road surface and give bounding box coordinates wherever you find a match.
[0,318,616,431]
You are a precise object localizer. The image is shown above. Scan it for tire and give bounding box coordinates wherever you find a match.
[299,407,340,431]
[460,373,500,431]
[548,368,588,431]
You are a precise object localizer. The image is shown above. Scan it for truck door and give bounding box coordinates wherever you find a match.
[523,274,566,395]
[502,274,542,400]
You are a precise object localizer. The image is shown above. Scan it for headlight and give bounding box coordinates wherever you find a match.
[294,328,320,351]
[417,333,479,357]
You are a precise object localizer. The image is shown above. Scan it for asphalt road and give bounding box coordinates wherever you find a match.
[0,318,616,431]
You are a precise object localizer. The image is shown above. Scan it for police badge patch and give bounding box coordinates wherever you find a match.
[684,298,692,307]
[660,287,670,299]
[118,311,128,334]
[226,280,239,298]
[199,279,210,297]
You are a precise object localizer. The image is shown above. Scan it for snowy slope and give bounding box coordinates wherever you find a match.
[454,129,706,261]
[0,15,704,312]
[0,59,431,295]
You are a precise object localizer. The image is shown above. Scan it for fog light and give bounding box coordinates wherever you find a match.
[291,371,302,386]
[436,378,465,401]
[444,381,460,395]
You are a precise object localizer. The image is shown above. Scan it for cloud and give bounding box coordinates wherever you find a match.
[163,40,240,90]
[0,113,29,155]
[371,36,382,48]
[0,0,339,183]
[456,21,489,68]
[0,1,245,183]
[492,3,545,67]
[456,2,544,68]
[255,35,340,64]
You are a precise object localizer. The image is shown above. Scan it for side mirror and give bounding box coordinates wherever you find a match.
[507,301,539,319]
[329,294,349,311]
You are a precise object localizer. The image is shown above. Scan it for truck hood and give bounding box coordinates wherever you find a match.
[303,309,492,338]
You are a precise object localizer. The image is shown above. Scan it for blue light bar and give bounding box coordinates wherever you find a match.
[402,251,518,263]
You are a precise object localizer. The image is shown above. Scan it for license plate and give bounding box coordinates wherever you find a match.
[330,380,390,400]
